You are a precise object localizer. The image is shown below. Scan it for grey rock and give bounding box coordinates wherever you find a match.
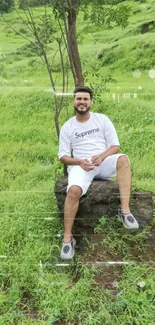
[55,177,153,231]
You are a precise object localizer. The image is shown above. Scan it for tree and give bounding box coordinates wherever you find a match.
[0,0,14,13]
[1,0,130,133]
[50,0,130,87]
[2,5,70,137]
[18,0,130,88]
[51,0,84,87]
[1,0,130,135]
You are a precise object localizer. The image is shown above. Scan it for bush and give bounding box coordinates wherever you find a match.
[16,43,38,57]
[0,0,14,13]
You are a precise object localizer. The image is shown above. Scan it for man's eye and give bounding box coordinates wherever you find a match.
[76,98,89,101]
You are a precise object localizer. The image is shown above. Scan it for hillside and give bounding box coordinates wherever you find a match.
[0,0,155,90]
[0,1,155,324]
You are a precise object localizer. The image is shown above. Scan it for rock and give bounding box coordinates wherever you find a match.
[54,177,153,232]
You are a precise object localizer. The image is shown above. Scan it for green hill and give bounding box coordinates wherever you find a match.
[0,1,155,324]
[0,0,155,89]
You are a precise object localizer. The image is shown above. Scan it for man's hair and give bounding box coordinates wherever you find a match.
[73,86,93,100]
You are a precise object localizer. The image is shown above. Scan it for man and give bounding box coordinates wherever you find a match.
[58,86,139,260]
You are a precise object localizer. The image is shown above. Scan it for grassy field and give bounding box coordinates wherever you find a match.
[0,0,155,324]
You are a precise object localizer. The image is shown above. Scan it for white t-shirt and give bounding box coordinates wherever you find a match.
[58,112,120,160]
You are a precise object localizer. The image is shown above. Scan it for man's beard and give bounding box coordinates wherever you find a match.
[74,105,90,115]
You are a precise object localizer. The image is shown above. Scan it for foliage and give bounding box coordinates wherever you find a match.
[50,0,130,28]
[0,0,14,13]
[82,2,130,28]
[19,0,50,9]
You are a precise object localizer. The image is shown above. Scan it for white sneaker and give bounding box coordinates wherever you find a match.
[117,213,139,229]
[60,237,76,260]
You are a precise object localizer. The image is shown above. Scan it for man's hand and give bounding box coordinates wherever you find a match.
[91,155,103,166]
[79,159,95,171]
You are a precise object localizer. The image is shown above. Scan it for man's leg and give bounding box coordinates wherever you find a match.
[60,166,96,259]
[97,154,139,229]
[95,154,131,211]
[63,185,82,243]
[63,165,96,243]
[116,155,139,229]
[60,166,95,259]
[116,155,131,213]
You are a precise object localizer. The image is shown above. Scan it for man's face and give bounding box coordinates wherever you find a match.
[73,92,92,115]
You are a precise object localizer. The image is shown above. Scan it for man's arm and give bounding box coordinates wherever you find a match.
[91,115,120,166]
[60,155,81,165]
[91,145,120,166]
[58,124,94,171]
[60,155,94,171]
[100,145,120,161]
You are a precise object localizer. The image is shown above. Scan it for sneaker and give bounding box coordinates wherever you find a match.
[117,213,139,229]
[60,237,76,260]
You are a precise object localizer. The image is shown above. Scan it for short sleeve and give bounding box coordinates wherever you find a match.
[104,115,120,149]
[58,125,71,159]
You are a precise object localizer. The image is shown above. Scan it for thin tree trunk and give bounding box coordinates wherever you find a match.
[67,3,84,87]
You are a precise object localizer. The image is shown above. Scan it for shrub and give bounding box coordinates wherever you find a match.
[0,0,14,13]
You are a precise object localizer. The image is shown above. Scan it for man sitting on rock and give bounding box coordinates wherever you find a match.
[58,86,139,260]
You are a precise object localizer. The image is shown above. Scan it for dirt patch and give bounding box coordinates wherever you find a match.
[81,228,155,265]
[19,288,39,319]
[54,321,67,325]
[93,264,123,290]
[81,233,124,263]
[79,228,155,292]
[80,233,124,294]
[19,290,78,324]
[55,321,79,325]
[130,229,155,264]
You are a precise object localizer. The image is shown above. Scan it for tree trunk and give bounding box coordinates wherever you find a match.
[67,2,84,87]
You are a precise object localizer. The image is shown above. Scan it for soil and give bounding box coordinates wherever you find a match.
[131,229,155,264]
[19,289,39,319]
[78,228,155,293]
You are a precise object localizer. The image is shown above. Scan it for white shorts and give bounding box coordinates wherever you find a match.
[67,154,126,196]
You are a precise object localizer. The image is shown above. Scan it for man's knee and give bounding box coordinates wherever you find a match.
[117,155,130,169]
[67,185,82,200]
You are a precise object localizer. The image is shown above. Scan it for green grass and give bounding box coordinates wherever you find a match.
[0,0,155,324]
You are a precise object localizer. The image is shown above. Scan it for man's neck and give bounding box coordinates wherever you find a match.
[76,112,90,123]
